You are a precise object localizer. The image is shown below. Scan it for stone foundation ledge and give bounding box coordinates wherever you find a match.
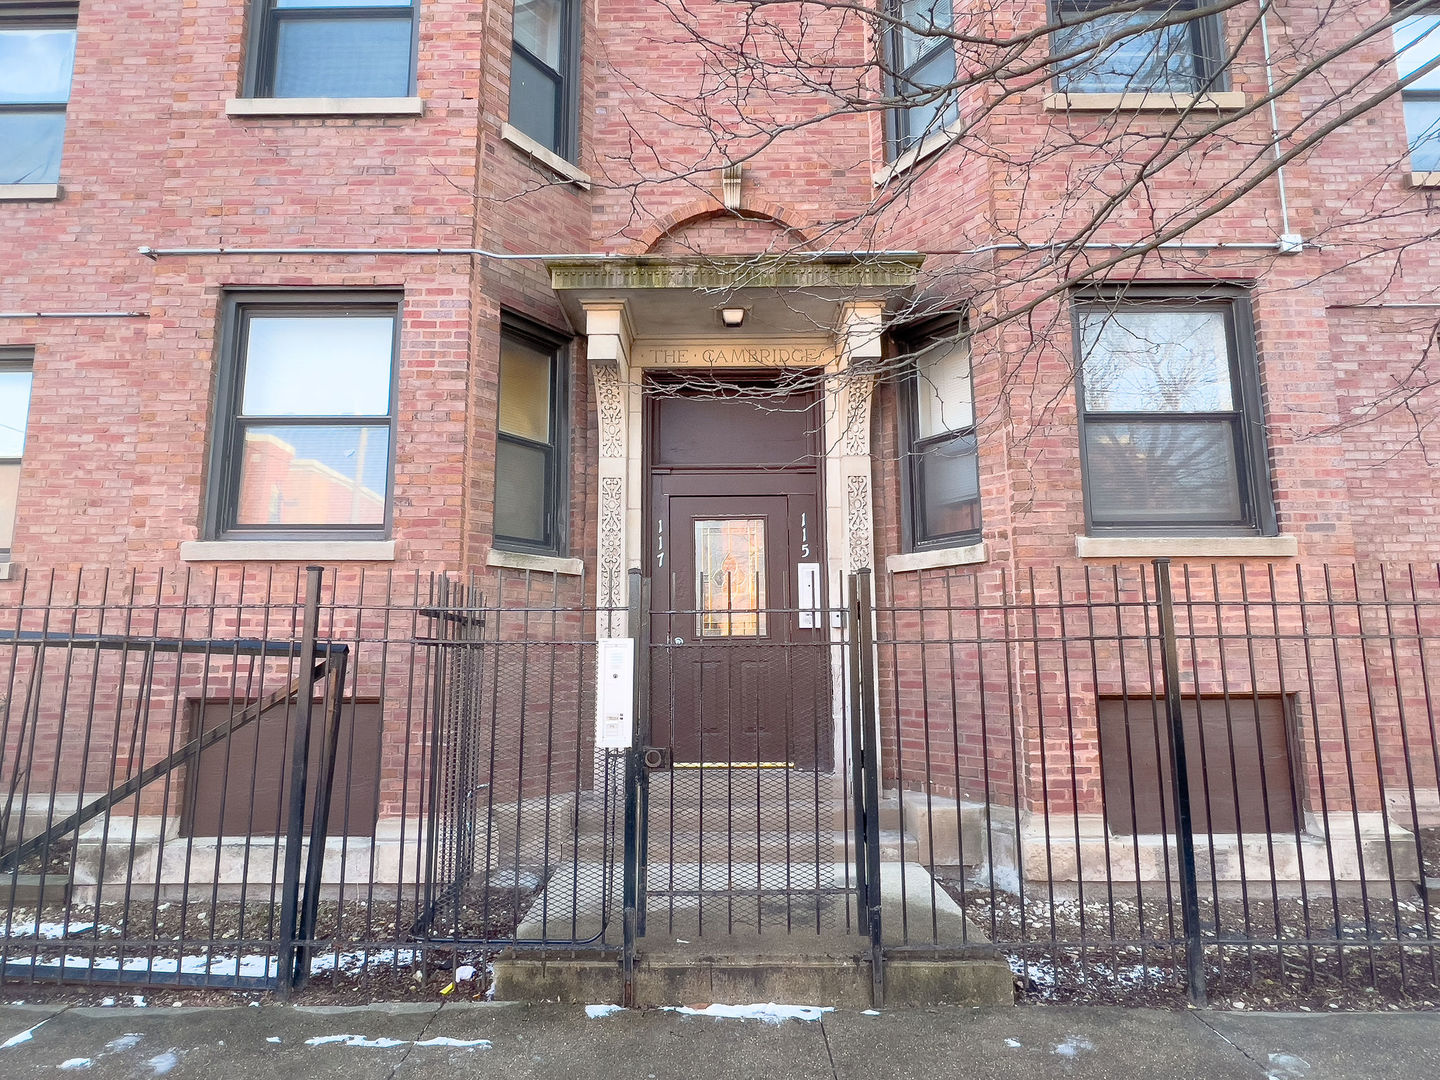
[900,792,1424,886]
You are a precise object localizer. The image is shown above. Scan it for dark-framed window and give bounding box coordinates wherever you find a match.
[244,0,420,99]
[884,0,959,159]
[494,317,568,555]
[1051,0,1227,95]
[0,349,35,559]
[0,4,77,185]
[1074,288,1277,537]
[206,293,400,541]
[1394,11,1440,171]
[898,320,981,550]
[508,0,579,159]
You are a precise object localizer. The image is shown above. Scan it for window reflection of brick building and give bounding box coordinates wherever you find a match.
[236,430,384,528]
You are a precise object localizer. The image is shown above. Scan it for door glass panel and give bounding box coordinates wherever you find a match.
[695,518,767,637]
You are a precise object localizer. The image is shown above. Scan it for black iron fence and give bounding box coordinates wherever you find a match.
[0,559,1438,1007]
[869,559,1440,1006]
[0,564,622,995]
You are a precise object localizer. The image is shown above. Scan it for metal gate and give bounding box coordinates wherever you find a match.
[415,573,625,950]
[618,568,884,1000]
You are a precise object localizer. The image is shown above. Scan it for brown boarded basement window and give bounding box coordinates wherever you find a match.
[181,699,382,839]
[1097,695,1298,835]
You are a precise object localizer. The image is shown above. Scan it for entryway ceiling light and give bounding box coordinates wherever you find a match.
[719,307,747,328]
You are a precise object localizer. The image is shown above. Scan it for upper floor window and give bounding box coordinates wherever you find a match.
[1052,0,1225,95]
[1074,290,1276,536]
[207,294,399,540]
[509,0,578,159]
[0,351,35,559]
[884,0,959,158]
[900,322,981,549]
[494,319,568,555]
[246,0,419,98]
[0,5,77,185]
[1394,13,1440,171]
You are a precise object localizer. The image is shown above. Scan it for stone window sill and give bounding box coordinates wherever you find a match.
[225,97,424,118]
[1044,91,1247,113]
[1411,171,1440,188]
[487,547,584,576]
[872,123,961,187]
[0,184,61,201]
[885,541,987,574]
[1076,535,1298,560]
[500,123,591,189]
[180,540,396,562]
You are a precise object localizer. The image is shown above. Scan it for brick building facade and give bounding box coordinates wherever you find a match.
[4,0,1440,887]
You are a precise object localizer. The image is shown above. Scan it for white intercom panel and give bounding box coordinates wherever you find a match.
[796,562,822,629]
[595,637,636,749]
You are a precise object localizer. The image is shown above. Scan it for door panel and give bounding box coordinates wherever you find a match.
[650,488,831,769]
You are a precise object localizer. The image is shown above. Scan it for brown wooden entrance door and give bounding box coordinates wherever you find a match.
[647,377,832,770]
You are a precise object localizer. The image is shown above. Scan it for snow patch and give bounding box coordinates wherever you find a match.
[1,1019,46,1049]
[663,1003,832,1024]
[1052,1036,1094,1058]
[861,1009,881,1016]
[305,1035,409,1049]
[1267,1052,1311,1079]
[266,1037,281,1044]
[105,1034,143,1053]
[585,1004,624,1019]
[413,1037,492,1049]
[59,1058,92,1070]
[147,1050,180,1076]
[4,921,96,939]
[1004,1038,1022,1048]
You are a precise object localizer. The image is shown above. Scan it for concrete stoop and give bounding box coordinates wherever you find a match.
[490,948,1016,1009]
[497,855,1017,1008]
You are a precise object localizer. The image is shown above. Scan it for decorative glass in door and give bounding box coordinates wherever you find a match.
[695,518,767,636]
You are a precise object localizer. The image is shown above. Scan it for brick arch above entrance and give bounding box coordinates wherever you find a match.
[631,201,815,255]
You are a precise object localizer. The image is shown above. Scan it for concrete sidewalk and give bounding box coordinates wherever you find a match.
[0,1000,1435,1079]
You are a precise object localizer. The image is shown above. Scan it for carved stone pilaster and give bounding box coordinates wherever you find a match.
[840,375,873,457]
[594,363,625,460]
[598,476,625,630]
[846,474,873,572]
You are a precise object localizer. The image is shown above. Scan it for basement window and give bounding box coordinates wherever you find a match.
[1097,695,1298,835]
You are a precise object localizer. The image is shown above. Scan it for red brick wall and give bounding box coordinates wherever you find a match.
[5,0,1440,840]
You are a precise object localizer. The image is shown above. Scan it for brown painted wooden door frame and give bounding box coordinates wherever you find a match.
[644,373,831,769]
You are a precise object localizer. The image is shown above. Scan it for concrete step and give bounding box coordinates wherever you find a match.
[491,950,1015,1008]
[640,798,901,831]
[497,860,1013,1007]
[633,829,916,863]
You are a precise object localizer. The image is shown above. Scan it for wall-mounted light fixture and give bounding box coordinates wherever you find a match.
[719,307,747,328]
